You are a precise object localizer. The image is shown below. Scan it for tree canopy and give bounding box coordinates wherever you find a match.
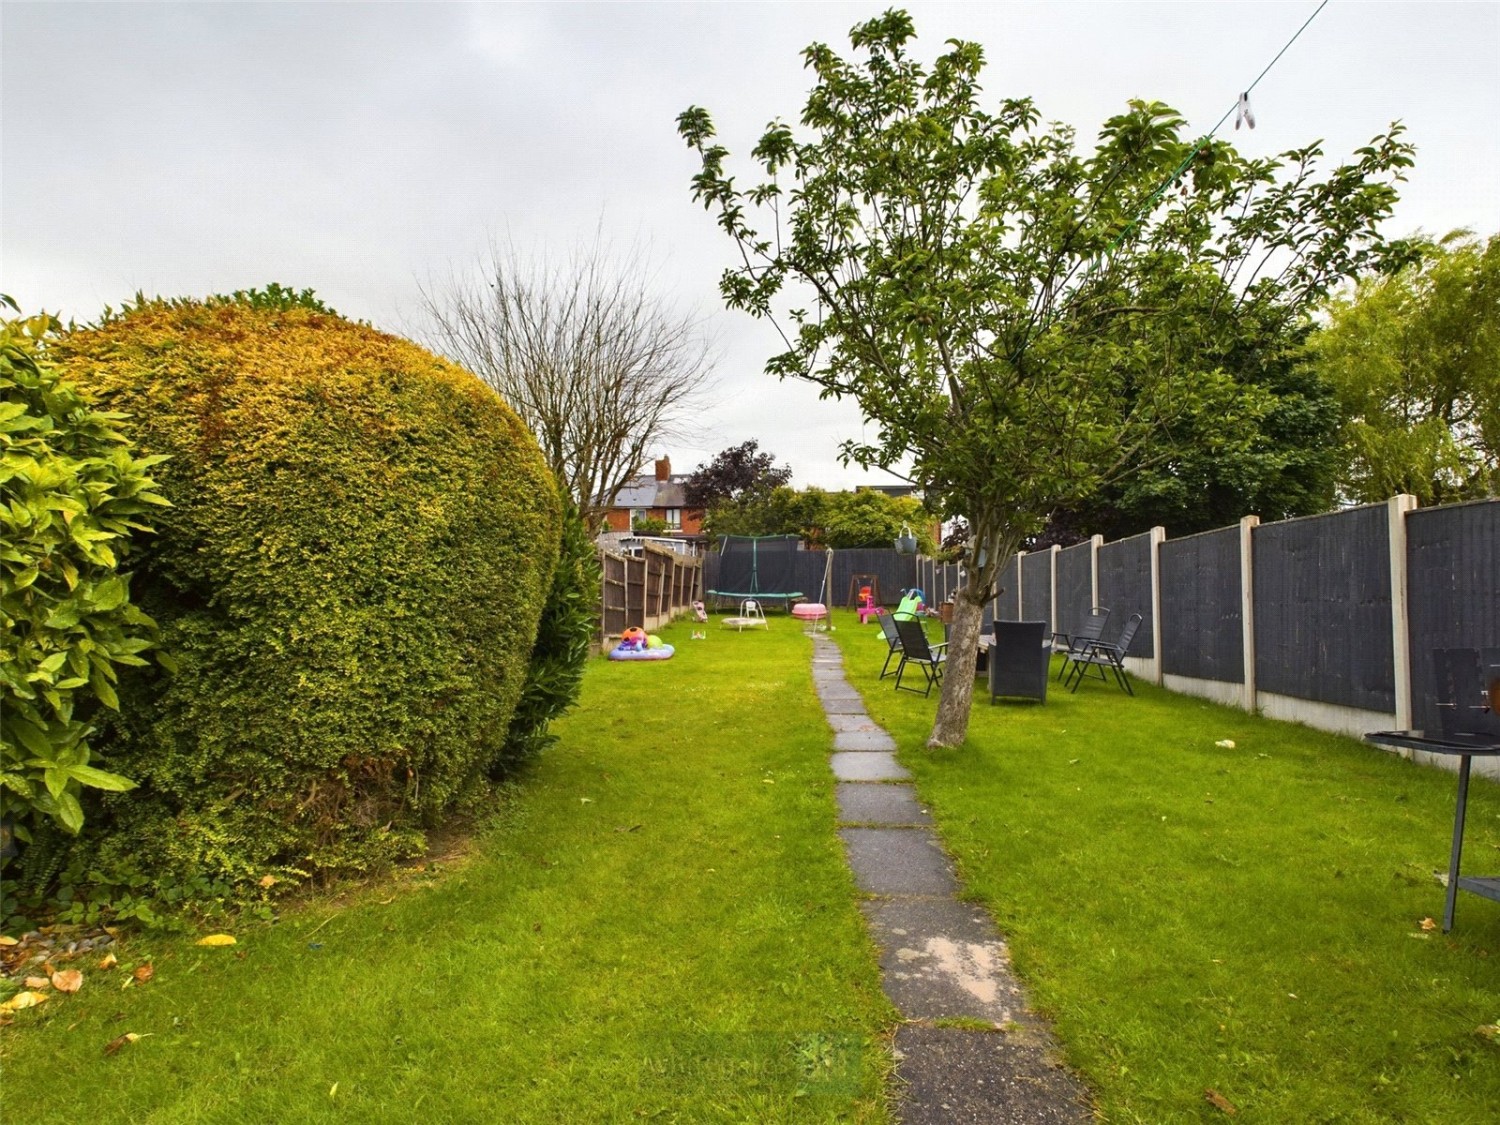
[703,484,937,553]
[1310,229,1499,505]
[684,440,792,508]
[680,10,1414,746]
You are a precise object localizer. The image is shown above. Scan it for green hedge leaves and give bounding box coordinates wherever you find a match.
[51,292,562,891]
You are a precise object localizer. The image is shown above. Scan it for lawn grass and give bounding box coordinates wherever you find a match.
[829,610,1500,1123]
[2,616,895,1123]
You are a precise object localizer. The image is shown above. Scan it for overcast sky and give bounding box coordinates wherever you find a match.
[4,1,1497,489]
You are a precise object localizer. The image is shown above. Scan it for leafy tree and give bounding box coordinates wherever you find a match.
[419,234,715,531]
[1043,326,1342,542]
[820,489,935,552]
[680,10,1414,746]
[1310,229,1499,504]
[684,440,792,508]
[1,299,166,847]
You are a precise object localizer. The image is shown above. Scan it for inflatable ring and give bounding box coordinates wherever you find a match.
[608,644,675,661]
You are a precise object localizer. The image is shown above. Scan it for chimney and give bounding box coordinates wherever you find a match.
[654,456,671,482]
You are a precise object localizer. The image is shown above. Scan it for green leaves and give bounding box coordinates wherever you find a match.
[1,301,163,842]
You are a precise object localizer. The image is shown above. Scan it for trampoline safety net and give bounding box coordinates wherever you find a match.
[708,535,804,607]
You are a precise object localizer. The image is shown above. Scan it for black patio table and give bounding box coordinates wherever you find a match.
[1363,729,1500,932]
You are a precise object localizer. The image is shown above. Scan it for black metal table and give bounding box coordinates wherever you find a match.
[1364,730,1500,931]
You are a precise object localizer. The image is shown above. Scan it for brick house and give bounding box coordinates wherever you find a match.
[601,457,704,537]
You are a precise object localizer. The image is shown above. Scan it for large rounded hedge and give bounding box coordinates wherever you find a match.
[54,292,562,886]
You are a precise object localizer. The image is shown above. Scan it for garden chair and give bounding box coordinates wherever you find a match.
[1064,612,1143,695]
[893,617,947,697]
[988,620,1050,704]
[1053,606,1110,681]
[875,609,902,679]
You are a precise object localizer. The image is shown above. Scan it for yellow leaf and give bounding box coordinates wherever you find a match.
[24,976,51,991]
[0,935,18,946]
[258,875,277,888]
[52,969,83,993]
[98,952,118,970]
[1,991,48,1011]
[196,934,237,947]
[1419,916,1438,931]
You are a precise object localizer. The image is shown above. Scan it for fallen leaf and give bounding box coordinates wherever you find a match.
[329,1082,339,1098]
[132,963,155,984]
[104,1032,148,1056]
[1419,917,1438,932]
[51,969,83,993]
[195,934,236,947]
[24,976,51,991]
[1204,1088,1238,1115]
[0,935,17,946]
[98,952,118,970]
[258,875,277,889]
[1476,1023,1498,1041]
[1214,739,1236,749]
[1,991,48,1011]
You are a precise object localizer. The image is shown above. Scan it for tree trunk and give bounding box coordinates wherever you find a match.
[926,587,987,749]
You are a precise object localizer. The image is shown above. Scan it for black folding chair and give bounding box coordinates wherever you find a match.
[893,618,947,697]
[875,611,903,679]
[1065,613,1143,694]
[1054,606,1110,681]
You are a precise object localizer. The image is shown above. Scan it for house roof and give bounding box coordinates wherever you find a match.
[610,475,692,509]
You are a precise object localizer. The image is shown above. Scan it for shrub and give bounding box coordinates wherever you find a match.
[497,503,599,773]
[0,298,166,849]
[51,291,561,891]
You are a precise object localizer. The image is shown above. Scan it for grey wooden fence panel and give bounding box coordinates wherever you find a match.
[1098,532,1155,658]
[1021,550,1052,627]
[997,554,1022,620]
[1254,504,1395,712]
[1405,499,1500,730]
[1056,543,1093,640]
[1159,527,1243,683]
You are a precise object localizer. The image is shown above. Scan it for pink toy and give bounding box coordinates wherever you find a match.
[856,587,881,625]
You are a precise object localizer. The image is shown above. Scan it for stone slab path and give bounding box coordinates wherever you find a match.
[811,632,1092,1123]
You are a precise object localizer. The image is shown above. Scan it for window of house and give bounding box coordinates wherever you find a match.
[664,508,681,528]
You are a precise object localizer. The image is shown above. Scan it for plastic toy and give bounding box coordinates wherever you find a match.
[609,626,675,661]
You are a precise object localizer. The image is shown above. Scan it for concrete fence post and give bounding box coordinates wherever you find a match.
[1240,515,1260,713]
[1015,550,1025,619]
[1149,526,1166,685]
[1049,544,1060,630]
[1388,493,1419,730]
[1089,534,1104,608]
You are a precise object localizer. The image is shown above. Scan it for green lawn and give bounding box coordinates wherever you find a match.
[2,618,894,1123]
[829,610,1500,1124]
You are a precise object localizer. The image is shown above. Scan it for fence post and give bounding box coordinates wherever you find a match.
[1388,493,1418,730]
[1089,534,1104,607]
[1015,550,1025,619]
[1049,544,1060,629]
[1148,527,1165,685]
[1239,515,1259,713]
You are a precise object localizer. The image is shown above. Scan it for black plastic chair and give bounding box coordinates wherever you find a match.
[1054,607,1110,681]
[1065,613,1143,694]
[989,620,1050,704]
[875,610,904,679]
[893,618,947,697]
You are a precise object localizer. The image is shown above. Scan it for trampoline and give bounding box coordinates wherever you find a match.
[706,535,805,612]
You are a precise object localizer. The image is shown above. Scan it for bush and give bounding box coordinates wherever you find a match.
[497,503,599,773]
[50,291,562,892]
[0,298,166,849]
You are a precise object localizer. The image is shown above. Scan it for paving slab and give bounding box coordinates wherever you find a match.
[892,1026,1091,1125]
[861,898,1028,1022]
[839,827,957,896]
[833,729,896,752]
[820,696,868,715]
[831,752,911,781]
[835,783,931,826]
[826,713,884,734]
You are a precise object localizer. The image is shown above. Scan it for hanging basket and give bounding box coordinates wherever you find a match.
[894,525,917,555]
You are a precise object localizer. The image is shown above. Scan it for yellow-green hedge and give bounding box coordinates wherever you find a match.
[55,293,561,886]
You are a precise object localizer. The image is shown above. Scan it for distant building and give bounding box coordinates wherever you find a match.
[600,457,704,538]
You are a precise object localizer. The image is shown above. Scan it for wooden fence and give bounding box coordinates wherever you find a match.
[599,544,703,639]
